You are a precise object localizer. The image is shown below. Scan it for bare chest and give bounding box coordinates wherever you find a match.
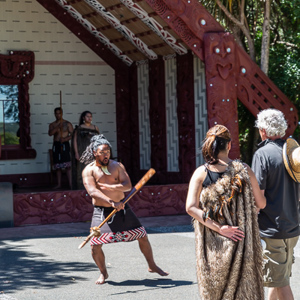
[93,168,119,184]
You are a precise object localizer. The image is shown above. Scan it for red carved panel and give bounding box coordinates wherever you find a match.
[176,51,196,181]
[13,184,188,226]
[14,190,93,226]
[0,51,36,160]
[162,0,224,38]
[235,46,298,136]
[130,184,188,217]
[0,51,34,84]
[204,32,240,158]
[145,0,210,60]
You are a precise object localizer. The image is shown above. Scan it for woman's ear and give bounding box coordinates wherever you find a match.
[227,141,231,151]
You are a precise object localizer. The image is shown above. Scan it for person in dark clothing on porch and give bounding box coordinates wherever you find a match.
[48,107,73,189]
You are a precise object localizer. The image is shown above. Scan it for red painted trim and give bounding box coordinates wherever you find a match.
[13,183,188,226]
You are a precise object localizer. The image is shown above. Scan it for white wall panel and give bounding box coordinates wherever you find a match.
[138,63,151,170]
[194,57,207,167]
[165,58,179,172]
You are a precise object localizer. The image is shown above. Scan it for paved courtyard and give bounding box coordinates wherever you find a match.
[0,215,299,300]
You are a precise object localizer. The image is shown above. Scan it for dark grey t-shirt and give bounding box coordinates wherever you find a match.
[252,139,300,239]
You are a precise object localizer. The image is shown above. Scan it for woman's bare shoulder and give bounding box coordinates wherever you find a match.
[195,164,207,173]
[191,165,207,180]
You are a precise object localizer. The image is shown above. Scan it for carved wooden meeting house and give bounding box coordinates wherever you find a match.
[0,0,297,227]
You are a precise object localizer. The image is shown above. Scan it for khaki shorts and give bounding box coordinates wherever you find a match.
[262,236,299,287]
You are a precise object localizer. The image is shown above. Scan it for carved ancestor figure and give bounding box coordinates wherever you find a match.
[204,32,240,158]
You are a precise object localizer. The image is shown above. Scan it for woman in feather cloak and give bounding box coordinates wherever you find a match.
[186,125,266,300]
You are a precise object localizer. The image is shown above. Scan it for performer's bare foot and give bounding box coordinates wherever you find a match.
[148,266,169,276]
[95,273,108,285]
[53,185,61,190]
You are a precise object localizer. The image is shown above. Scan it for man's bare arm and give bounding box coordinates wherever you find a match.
[97,162,132,192]
[82,166,124,210]
[48,122,60,136]
[61,122,74,142]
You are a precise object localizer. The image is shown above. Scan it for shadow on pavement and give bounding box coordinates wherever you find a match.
[0,240,94,292]
[107,278,195,296]
[146,224,193,233]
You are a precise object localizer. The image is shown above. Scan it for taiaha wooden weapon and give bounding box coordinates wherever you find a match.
[59,91,63,150]
[78,168,156,249]
[59,91,63,136]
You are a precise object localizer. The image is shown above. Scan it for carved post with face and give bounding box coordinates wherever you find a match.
[204,32,240,159]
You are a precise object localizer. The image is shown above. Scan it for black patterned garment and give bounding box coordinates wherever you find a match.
[90,203,147,245]
[52,141,71,170]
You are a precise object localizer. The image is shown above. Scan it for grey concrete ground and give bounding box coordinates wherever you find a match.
[0,215,299,300]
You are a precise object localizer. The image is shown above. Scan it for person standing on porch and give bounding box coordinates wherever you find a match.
[48,107,73,189]
[72,110,99,189]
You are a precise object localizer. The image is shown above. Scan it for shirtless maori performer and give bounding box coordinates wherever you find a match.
[81,135,169,284]
[48,107,73,189]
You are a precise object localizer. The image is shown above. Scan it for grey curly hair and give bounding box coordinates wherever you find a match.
[255,109,287,138]
[80,134,112,164]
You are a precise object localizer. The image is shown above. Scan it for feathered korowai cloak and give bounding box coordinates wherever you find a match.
[194,160,264,300]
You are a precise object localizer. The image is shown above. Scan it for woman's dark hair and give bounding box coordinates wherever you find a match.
[79,110,92,125]
[201,125,231,164]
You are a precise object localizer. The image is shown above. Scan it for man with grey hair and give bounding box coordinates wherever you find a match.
[252,109,300,300]
[81,135,168,284]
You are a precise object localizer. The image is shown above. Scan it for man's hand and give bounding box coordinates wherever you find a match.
[110,201,124,211]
